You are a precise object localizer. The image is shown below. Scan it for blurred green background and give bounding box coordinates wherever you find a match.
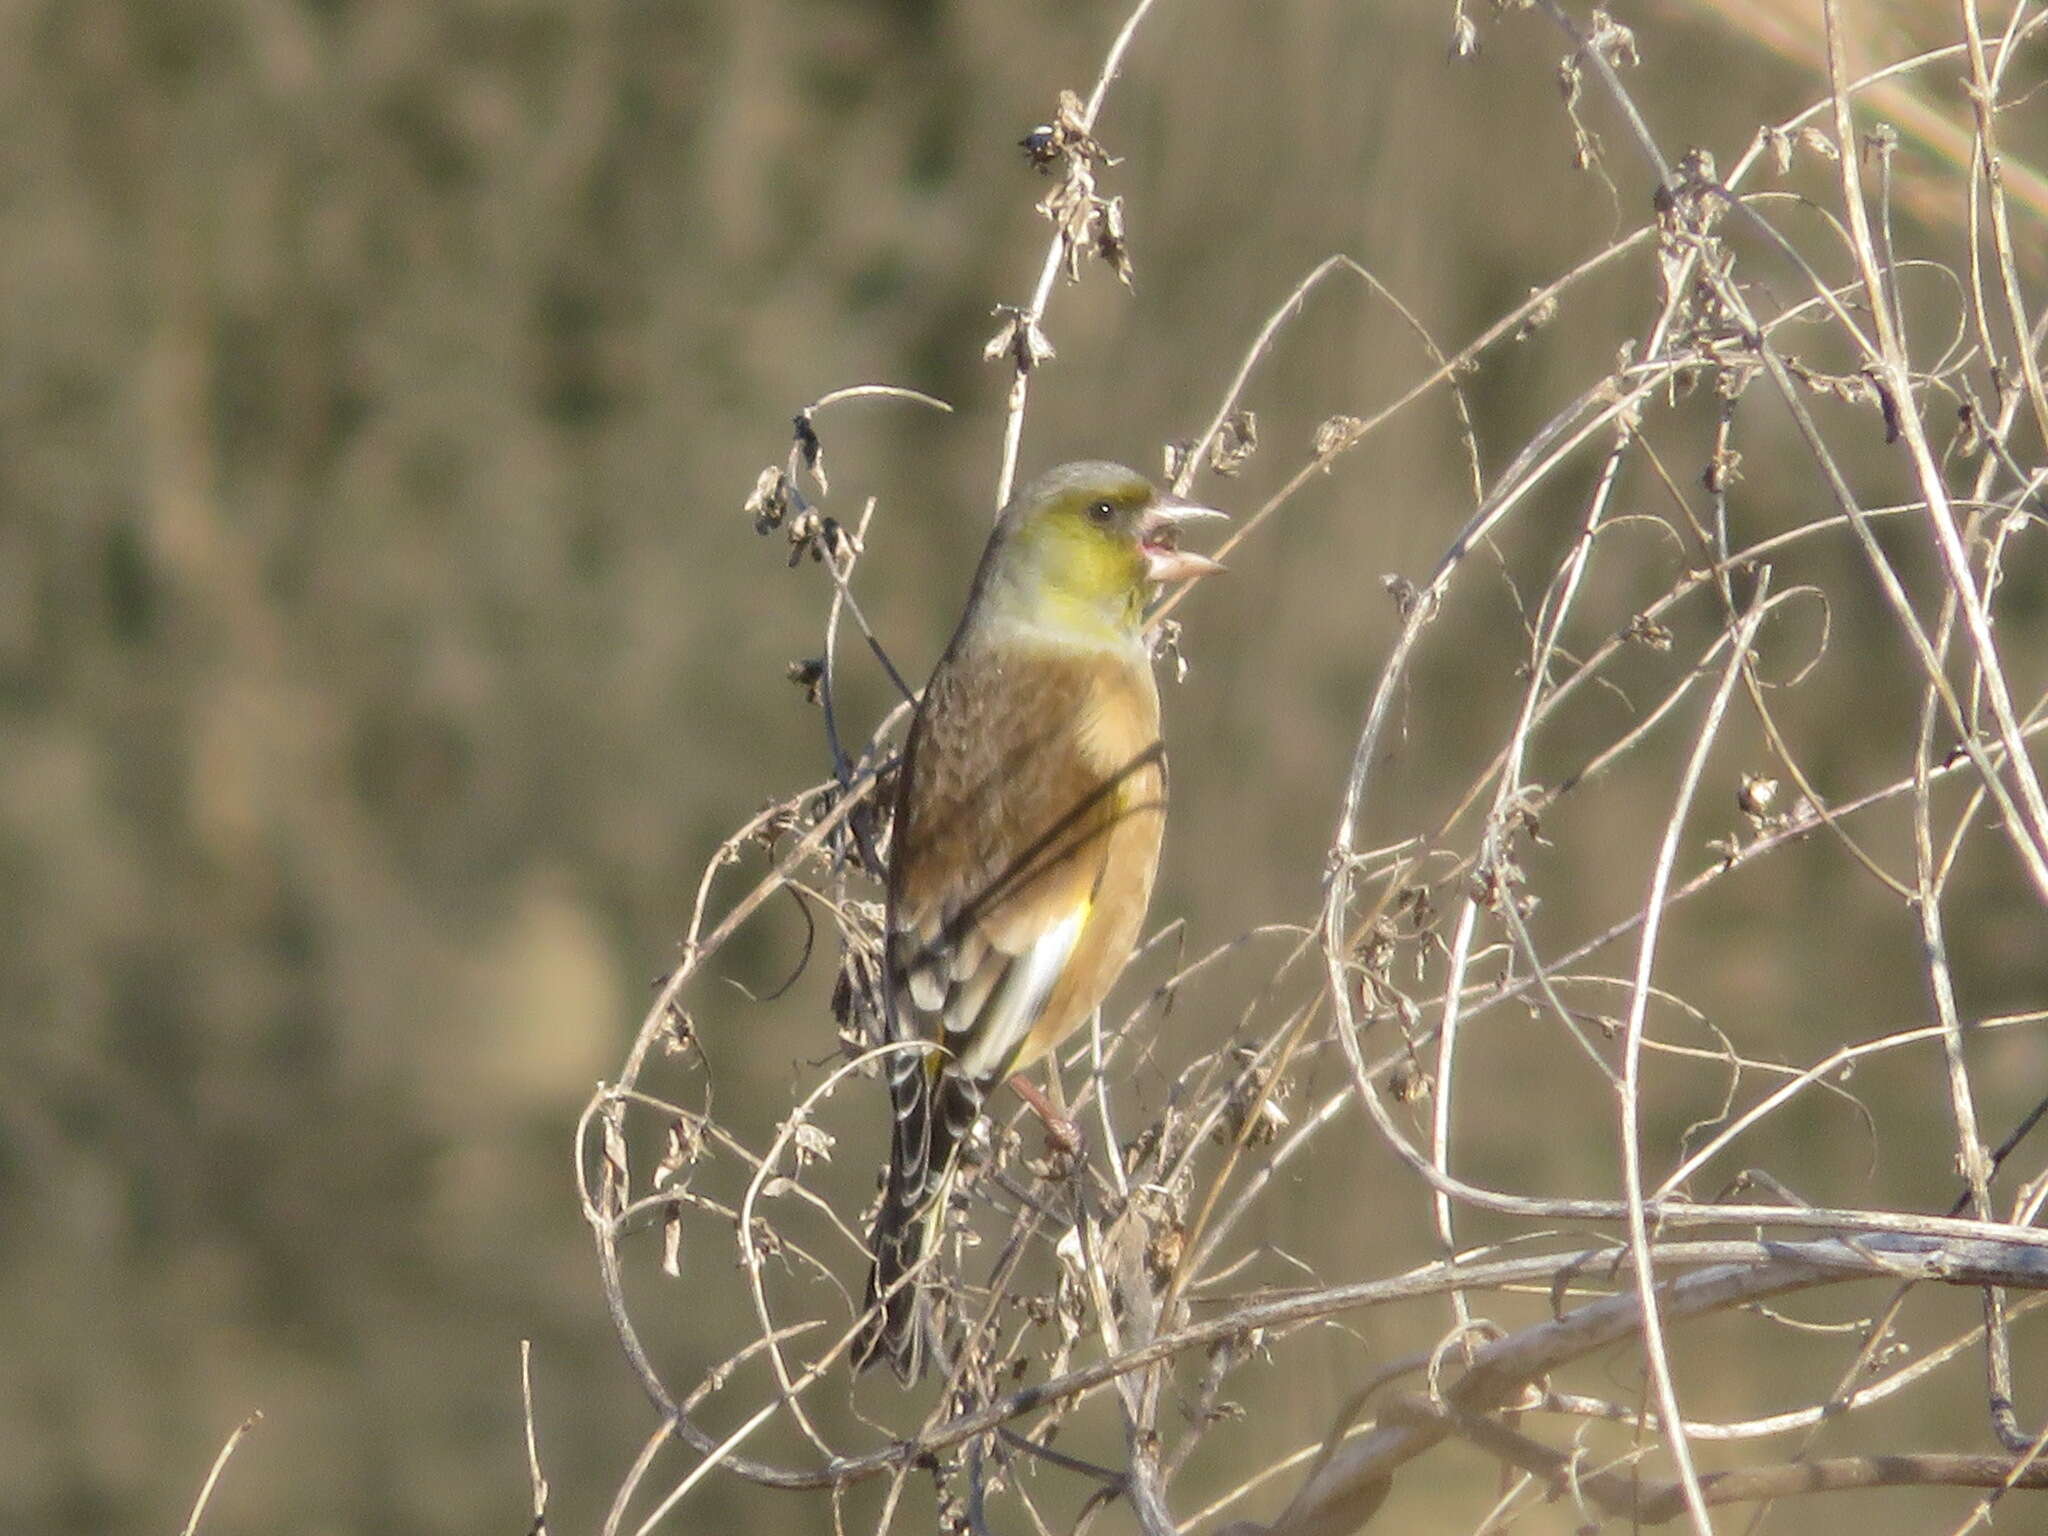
[4,1,2044,1532]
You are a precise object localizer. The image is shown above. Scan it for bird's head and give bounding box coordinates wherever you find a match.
[981,461,1226,642]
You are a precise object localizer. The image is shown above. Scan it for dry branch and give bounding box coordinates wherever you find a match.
[587,4,2048,1532]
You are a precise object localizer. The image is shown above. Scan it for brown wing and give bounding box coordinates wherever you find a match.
[888,636,1165,1079]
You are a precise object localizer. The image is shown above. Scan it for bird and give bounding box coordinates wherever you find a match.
[856,460,1225,1381]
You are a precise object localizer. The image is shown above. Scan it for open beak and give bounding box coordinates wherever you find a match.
[1139,498,1228,583]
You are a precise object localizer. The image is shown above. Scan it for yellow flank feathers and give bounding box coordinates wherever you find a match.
[855,461,1223,1382]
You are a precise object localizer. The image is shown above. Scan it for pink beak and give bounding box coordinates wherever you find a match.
[1139,499,1228,583]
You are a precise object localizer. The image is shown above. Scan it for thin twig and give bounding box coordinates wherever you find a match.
[178,1412,263,1536]
[521,1341,550,1535]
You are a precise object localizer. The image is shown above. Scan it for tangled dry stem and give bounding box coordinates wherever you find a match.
[574,4,2048,1534]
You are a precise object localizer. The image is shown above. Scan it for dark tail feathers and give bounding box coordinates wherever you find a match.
[856,1054,985,1381]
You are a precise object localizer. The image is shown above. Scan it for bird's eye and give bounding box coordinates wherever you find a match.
[1086,499,1116,524]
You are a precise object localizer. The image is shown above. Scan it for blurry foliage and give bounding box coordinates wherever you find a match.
[0,1,2044,1534]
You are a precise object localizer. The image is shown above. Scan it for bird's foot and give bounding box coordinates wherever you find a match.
[1007,1073,1084,1158]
